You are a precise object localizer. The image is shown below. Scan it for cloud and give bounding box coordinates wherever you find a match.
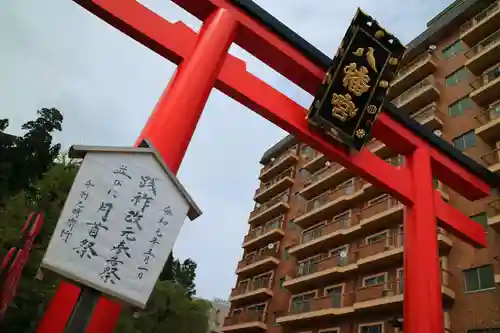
[0,0,453,302]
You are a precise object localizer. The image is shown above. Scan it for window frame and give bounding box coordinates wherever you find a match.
[463,265,496,293]
[452,130,476,151]
[445,66,468,86]
[448,96,472,117]
[442,39,463,59]
[362,272,387,287]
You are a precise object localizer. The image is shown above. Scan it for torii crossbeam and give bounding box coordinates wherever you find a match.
[35,1,499,333]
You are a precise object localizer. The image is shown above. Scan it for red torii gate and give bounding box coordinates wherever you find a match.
[35,1,496,333]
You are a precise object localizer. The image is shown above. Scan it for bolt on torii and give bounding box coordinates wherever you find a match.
[35,1,498,333]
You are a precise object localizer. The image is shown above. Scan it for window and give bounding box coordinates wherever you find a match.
[366,231,387,244]
[360,323,383,333]
[464,265,495,292]
[232,308,243,316]
[279,277,286,288]
[445,67,469,86]
[442,40,463,59]
[290,292,315,313]
[452,131,476,151]
[363,273,386,287]
[299,168,309,180]
[449,97,472,117]
[471,212,488,233]
[325,285,343,307]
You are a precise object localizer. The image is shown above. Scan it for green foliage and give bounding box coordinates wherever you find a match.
[159,252,197,297]
[0,108,63,204]
[117,281,212,333]
[0,158,79,333]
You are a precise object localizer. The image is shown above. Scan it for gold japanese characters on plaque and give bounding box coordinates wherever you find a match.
[307,8,406,150]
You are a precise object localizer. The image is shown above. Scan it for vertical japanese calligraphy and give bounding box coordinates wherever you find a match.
[99,165,134,284]
[60,180,94,243]
[41,149,194,308]
[307,8,406,150]
[137,206,173,280]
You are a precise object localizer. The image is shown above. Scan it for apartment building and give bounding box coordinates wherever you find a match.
[206,298,230,333]
[222,0,500,333]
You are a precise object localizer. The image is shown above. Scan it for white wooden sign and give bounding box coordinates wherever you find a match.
[42,144,201,308]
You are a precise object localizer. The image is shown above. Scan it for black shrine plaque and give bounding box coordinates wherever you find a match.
[307,8,406,151]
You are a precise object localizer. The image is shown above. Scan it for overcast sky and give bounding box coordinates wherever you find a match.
[0,0,454,302]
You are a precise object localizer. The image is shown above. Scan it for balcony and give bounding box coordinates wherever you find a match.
[470,64,500,106]
[236,249,280,277]
[248,190,289,225]
[278,270,454,326]
[229,279,273,304]
[285,232,405,292]
[357,195,404,233]
[481,146,500,174]
[289,215,362,260]
[293,179,372,229]
[222,310,266,332]
[243,215,285,249]
[465,30,500,75]
[299,163,352,199]
[487,198,500,232]
[354,232,405,271]
[460,0,500,46]
[411,103,444,132]
[354,269,455,313]
[365,140,395,160]
[254,167,294,203]
[475,102,500,143]
[389,52,438,98]
[259,145,298,181]
[284,252,358,293]
[391,76,440,113]
[302,150,328,173]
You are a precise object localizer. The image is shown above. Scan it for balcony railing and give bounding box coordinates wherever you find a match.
[244,215,284,243]
[471,64,500,90]
[237,249,279,271]
[355,231,404,261]
[231,277,272,297]
[466,29,500,58]
[357,195,402,221]
[284,269,453,316]
[395,51,433,78]
[385,155,404,167]
[223,310,266,327]
[460,1,500,33]
[481,147,500,168]
[476,102,500,125]
[250,190,289,218]
[392,76,436,106]
[300,217,352,245]
[260,145,297,175]
[301,180,362,214]
[411,103,444,123]
[295,252,352,278]
[255,167,294,195]
[303,162,344,188]
[303,149,323,164]
[488,198,500,218]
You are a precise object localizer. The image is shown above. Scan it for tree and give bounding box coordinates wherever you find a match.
[0,108,63,204]
[174,258,197,298]
[159,252,175,282]
[116,280,212,333]
[159,252,197,298]
[0,158,79,333]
